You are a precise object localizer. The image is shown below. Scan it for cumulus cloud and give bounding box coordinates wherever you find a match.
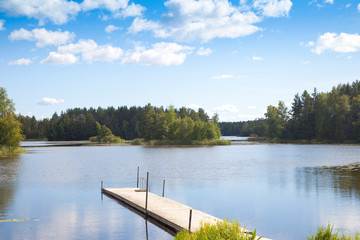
[129,0,262,42]
[9,28,75,47]
[37,97,65,105]
[105,24,119,33]
[309,32,360,54]
[196,47,212,56]
[324,0,334,4]
[41,39,123,64]
[114,2,145,18]
[253,0,292,17]
[0,19,5,31]
[8,58,33,65]
[358,3,360,12]
[123,42,193,66]
[81,0,128,12]
[252,55,263,61]
[212,104,239,113]
[0,0,144,25]
[211,74,234,79]
[40,52,78,65]
[0,0,80,25]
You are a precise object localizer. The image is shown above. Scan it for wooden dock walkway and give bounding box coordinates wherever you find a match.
[102,187,271,239]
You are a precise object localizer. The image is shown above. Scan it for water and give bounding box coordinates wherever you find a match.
[1,142,360,239]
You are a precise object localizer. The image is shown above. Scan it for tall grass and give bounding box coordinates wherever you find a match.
[174,219,261,240]
[306,224,360,240]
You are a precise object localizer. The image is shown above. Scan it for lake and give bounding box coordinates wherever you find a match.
[1,140,360,239]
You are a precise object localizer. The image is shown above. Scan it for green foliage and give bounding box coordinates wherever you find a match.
[262,80,360,143]
[306,223,360,240]
[0,87,23,153]
[174,219,260,240]
[90,123,125,143]
[17,104,220,142]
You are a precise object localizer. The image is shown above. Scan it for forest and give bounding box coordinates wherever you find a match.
[220,80,360,143]
[17,104,221,142]
[16,80,360,144]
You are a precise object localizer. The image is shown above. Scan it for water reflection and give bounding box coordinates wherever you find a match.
[296,162,360,200]
[0,156,20,216]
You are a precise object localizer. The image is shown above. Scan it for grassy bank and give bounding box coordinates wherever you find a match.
[130,138,231,146]
[174,219,259,240]
[174,221,360,240]
[0,147,26,157]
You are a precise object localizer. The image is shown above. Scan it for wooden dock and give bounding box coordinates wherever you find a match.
[102,187,271,239]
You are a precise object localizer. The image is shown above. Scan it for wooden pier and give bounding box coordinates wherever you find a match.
[102,187,271,239]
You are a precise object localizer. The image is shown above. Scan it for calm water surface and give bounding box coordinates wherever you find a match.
[1,141,360,239]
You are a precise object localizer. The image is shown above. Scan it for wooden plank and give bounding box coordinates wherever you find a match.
[102,187,271,239]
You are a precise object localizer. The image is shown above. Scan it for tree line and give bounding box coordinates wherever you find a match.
[264,80,360,142]
[18,104,221,142]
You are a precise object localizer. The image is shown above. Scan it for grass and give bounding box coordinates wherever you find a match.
[174,221,360,240]
[0,147,26,157]
[306,224,360,240]
[174,219,260,240]
[130,139,231,146]
[89,135,126,143]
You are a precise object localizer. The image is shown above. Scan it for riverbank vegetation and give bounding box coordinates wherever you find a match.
[0,87,23,155]
[220,80,360,144]
[174,221,360,240]
[18,104,225,144]
[174,219,259,240]
[89,123,125,143]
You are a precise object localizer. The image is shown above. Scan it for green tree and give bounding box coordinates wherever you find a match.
[0,87,23,152]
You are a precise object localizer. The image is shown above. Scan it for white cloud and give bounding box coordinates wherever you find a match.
[253,0,292,17]
[40,52,78,65]
[114,3,145,18]
[0,0,145,25]
[0,0,81,25]
[212,104,239,113]
[123,42,193,66]
[358,3,360,12]
[129,0,261,42]
[310,32,360,54]
[196,47,212,56]
[9,28,75,47]
[8,58,33,65]
[211,74,234,79]
[41,39,123,64]
[81,0,128,12]
[0,19,5,31]
[105,24,119,33]
[252,55,263,61]
[324,0,333,4]
[345,3,351,8]
[302,60,310,64]
[37,97,65,105]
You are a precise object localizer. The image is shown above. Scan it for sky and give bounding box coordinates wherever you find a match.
[1,0,360,121]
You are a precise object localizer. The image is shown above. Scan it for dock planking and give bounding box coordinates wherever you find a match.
[102,187,271,239]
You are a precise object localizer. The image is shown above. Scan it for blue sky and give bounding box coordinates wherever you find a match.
[1,0,360,121]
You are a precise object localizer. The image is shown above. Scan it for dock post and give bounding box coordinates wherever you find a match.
[137,167,139,188]
[145,172,149,213]
[101,181,103,191]
[162,180,165,197]
[188,209,192,232]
